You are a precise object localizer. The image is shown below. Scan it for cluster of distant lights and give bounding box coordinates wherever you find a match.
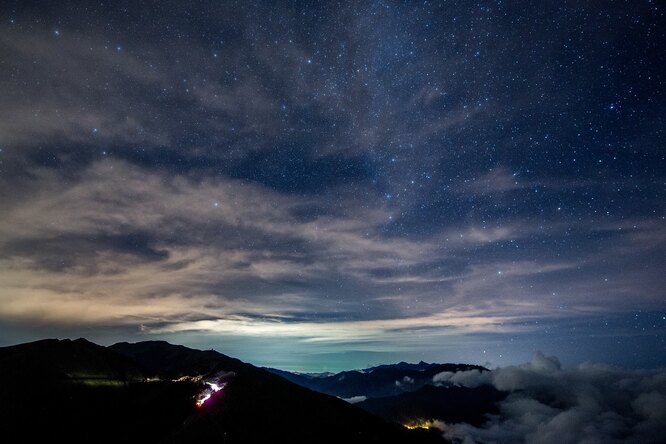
[403,419,439,430]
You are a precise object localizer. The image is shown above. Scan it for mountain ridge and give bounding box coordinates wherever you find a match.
[266,361,488,398]
[0,338,445,444]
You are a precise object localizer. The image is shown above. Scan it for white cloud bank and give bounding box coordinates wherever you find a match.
[433,352,666,444]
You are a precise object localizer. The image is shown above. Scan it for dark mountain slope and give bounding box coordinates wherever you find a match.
[113,341,445,444]
[0,338,445,444]
[357,384,506,427]
[0,337,144,382]
[0,338,197,443]
[110,340,242,379]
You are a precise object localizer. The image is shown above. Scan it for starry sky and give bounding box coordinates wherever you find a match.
[0,1,664,372]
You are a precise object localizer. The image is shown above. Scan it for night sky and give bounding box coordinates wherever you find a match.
[0,1,664,372]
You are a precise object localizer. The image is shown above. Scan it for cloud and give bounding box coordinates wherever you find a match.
[0,158,663,349]
[341,395,367,404]
[462,166,523,195]
[395,375,415,387]
[0,29,171,148]
[0,160,529,334]
[434,353,666,443]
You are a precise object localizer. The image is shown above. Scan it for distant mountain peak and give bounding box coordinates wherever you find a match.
[367,361,436,372]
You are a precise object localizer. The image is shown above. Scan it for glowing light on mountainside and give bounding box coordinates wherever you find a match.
[195,381,225,407]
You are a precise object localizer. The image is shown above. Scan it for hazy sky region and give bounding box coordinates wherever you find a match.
[0,1,664,372]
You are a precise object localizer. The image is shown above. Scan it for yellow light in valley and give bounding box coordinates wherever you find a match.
[404,419,437,430]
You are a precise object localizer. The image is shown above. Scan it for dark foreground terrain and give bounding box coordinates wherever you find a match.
[0,338,447,443]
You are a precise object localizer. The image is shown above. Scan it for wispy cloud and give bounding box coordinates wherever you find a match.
[1,159,662,343]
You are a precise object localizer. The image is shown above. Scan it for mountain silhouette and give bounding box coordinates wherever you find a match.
[0,338,144,382]
[267,361,505,428]
[0,338,445,443]
[266,361,488,398]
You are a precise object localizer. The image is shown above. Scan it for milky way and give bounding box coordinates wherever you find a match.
[0,1,663,371]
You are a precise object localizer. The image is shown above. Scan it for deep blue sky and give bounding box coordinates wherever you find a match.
[0,0,664,371]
